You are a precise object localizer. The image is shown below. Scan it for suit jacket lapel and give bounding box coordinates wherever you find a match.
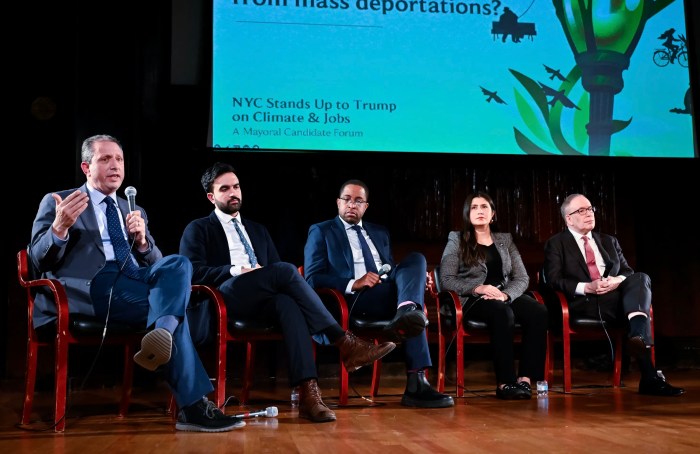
[332,217,354,272]
[79,184,104,254]
[564,229,589,277]
[362,223,387,264]
[591,232,611,269]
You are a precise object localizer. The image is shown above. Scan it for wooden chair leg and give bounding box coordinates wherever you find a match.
[54,336,69,432]
[437,333,446,393]
[612,333,623,387]
[370,358,382,399]
[562,333,572,393]
[214,334,227,408]
[338,362,349,406]
[21,339,39,425]
[456,331,465,398]
[240,342,256,405]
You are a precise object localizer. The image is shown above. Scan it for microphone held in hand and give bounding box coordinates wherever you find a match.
[377,263,392,276]
[233,406,279,419]
[124,186,137,213]
[602,260,612,279]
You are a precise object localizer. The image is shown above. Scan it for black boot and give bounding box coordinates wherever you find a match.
[401,370,454,408]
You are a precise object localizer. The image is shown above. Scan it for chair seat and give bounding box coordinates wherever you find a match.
[228,319,280,334]
[463,319,522,330]
[569,318,619,329]
[35,318,146,343]
[350,317,392,331]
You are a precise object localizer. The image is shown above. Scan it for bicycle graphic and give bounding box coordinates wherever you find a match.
[653,34,688,68]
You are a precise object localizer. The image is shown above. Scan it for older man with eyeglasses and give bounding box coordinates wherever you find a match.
[543,193,684,396]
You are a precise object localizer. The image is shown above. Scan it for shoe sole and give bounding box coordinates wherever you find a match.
[345,342,396,373]
[385,311,428,341]
[300,411,337,423]
[400,396,455,408]
[134,328,173,371]
[175,420,246,432]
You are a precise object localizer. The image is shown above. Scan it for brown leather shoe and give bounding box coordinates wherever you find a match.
[335,331,396,372]
[299,379,336,423]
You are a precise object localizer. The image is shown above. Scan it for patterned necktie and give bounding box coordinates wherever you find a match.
[582,236,601,280]
[103,197,140,278]
[351,225,378,274]
[233,218,258,267]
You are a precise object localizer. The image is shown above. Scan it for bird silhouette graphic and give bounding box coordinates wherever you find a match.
[543,64,569,82]
[480,86,507,104]
[538,82,580,110]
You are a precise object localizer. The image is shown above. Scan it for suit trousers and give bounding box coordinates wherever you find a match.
[90,255,214,408]
[217,261,339,385]
[467,293,548,383]
[569,272,653,343]
[349,252,432,370]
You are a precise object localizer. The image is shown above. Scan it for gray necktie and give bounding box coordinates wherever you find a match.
[351,225,378,274]
[233,218,258,267]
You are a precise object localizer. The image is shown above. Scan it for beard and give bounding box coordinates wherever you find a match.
[216,197,241,215]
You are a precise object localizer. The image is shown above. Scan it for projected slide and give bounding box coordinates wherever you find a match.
[211,0,694,157]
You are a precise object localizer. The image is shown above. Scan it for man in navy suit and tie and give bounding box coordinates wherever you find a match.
[304,179,454,408]
[543,193,684,396]
[29,134,244,432]
[179,163,396,423]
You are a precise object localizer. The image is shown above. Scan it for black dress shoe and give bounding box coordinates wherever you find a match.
[384,303,428,341]
[516,381,532,398]
[401,370,454,408]
[496,383,531,400]
[639,371,685,397]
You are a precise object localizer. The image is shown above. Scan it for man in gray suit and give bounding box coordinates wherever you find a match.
[543,193,684,396]
[29,134,244,431]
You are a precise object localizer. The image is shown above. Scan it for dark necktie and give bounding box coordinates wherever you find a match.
[351,225,378,274]
[233,218,258,267]
[582,236,601,280]
[103,197,140,278]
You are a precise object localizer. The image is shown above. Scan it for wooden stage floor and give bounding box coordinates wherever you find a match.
[1,364,699,453]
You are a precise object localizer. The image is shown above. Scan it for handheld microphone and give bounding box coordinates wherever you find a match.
[124,186,137,213]
[377,263,392,276]
[233,406,278,419]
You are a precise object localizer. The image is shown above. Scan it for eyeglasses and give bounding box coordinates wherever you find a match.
[338,197,367,207]
[568,206,596,216]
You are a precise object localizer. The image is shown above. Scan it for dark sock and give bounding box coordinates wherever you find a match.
[628,314,647,339]
[320,324,346,343]
[637,350,657,380]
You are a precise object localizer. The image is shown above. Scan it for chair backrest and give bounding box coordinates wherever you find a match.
[432,266,443,293]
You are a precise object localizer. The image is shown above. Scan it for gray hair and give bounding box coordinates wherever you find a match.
[81,134,121,164]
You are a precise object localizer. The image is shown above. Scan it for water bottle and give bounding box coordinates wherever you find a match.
[290,386,300,408]
[536,380,548,397]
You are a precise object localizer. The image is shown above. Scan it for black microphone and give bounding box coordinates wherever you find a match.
[602,260,612,279]
[233,406,279,419]
[377,263,392,276]
[124,186,137,213]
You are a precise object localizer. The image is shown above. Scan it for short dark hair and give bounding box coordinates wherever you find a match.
[339,179,369,200]
[201,162,237,193]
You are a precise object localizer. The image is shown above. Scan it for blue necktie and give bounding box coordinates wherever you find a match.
[103,197,140,278]
[351,225,378,274]
[233,218,258,267]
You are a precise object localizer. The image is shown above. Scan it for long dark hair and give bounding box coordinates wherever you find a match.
[459,191,497,267]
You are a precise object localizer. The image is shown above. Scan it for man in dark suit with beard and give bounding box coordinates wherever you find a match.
[179,163,395,423]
